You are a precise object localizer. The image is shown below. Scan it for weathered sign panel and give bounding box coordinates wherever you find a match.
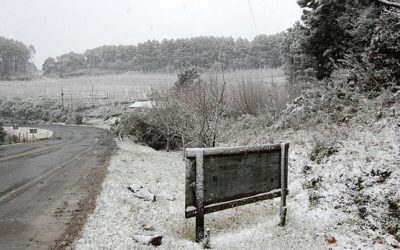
[185,143,289,242]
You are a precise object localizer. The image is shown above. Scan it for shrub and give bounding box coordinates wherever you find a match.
[113,111,180,151]
[50,109,67,122]
[277,79,359,129]
[0,97,58,121]
[151,70,228,148]
[0,125,6,145]
[309,135,339,164]
[74,113,83,125]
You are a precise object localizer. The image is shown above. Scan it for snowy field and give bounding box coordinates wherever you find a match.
[0,69,283,108]
[0,72,176,106]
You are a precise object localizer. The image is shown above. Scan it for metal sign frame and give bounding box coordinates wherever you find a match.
[185,143,289,242]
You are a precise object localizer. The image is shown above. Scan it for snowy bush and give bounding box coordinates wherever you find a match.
[277,79,360,129]
[0,97,57,121]
[74,113,83,125]
[309,135,339,164]
[0,125,6,145]
[112,111,180,151]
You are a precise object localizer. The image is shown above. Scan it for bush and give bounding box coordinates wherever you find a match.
[50,109,67,122]
[0,125,6,145]
[277,79,359,129]
[0,97,58,121]
[151,70,228,147]
[74,113,83,125]
[112,111,180,151]
[309,135,339,164]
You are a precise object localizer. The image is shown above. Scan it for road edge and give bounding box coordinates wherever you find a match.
[54,134,118,249]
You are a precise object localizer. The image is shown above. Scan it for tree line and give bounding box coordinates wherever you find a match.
[42,34,283,76]
[281,0,400,89]
[0,36,37,80]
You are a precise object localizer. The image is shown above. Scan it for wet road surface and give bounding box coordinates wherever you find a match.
[0,125,115,249]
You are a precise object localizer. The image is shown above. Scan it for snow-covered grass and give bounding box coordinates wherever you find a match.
[224,94,400,249]
[74,140,329,249]
[75,91,399,249]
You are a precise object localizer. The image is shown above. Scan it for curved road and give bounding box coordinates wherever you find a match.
[0,125,115,249]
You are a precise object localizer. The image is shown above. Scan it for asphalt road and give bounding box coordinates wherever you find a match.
[0,125,115,250]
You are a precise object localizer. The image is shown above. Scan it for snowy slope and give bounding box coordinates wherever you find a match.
[75,93,399,249]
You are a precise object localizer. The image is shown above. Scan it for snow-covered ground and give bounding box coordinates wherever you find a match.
[74,140,328,249]
[75,95,399,249]
[4,126,53,141]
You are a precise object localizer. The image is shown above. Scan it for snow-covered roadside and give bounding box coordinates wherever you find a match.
[84,117,118,131]
[4,126,53,140]
[74,95,399,249]
[74,138,389,249]
[224,97,400,249]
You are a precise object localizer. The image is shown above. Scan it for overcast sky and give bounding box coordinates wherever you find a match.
[0,0,302,68]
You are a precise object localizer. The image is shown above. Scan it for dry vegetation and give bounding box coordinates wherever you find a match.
[111,68,287,150]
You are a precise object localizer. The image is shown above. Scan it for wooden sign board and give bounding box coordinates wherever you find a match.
[185,143,289,242]
[29,128,37,133]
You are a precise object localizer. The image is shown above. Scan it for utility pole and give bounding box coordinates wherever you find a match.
[91,83,94,106]
[61,88,64,110]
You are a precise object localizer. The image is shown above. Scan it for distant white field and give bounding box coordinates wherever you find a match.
[0,72,177,106]
[0,69,285,107]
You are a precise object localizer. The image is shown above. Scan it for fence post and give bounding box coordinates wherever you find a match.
[61,88,64,110]
[195,149,205,242]
[279,143,288,226]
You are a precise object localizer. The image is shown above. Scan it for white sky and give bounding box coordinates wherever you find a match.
[0,0,302,68]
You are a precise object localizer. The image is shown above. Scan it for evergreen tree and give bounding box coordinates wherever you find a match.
[298,0,349,79]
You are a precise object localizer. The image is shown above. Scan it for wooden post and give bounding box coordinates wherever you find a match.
[61,89,64,110]
[279,143,288,226]
[91,83,94,106]
[195,149,205,243]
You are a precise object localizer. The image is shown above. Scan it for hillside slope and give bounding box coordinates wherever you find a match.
[74,89,399,249]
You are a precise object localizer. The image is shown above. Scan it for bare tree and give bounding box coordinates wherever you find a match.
[150,69,228,148]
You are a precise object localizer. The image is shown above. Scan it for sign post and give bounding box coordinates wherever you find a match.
[29,128,37,139]
[185,143,289,242]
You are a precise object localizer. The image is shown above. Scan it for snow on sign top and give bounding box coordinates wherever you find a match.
[128,100,153,108]
[185,143,289,216]
[185,143,289,242]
